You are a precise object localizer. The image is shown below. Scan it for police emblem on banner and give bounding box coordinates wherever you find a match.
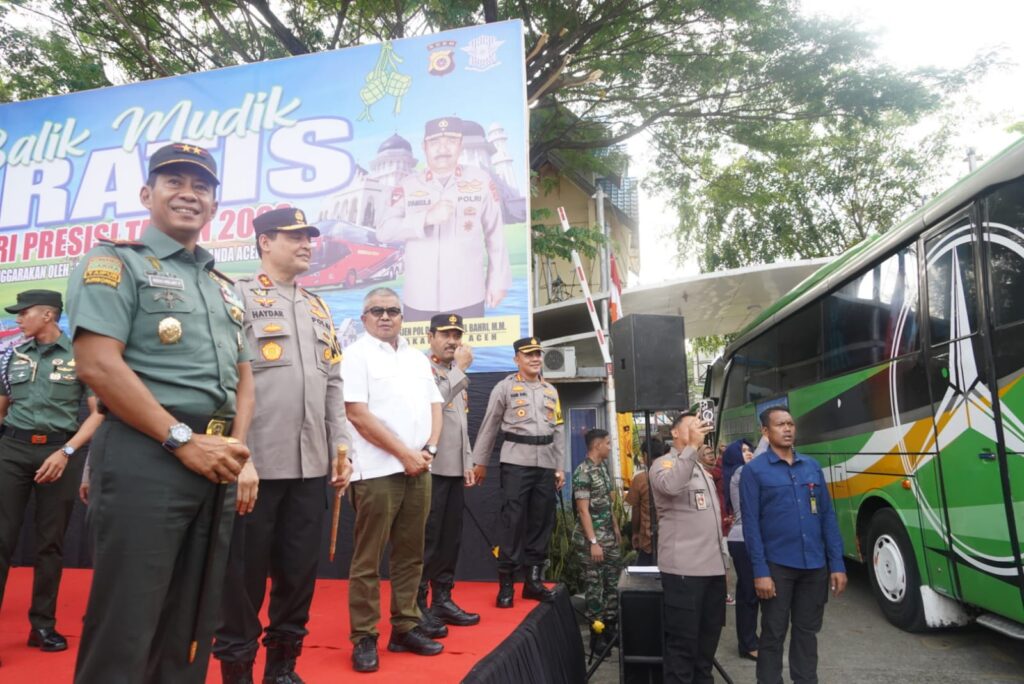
[427,40,457,76]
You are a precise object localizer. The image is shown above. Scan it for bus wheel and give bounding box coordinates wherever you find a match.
[866,508,927,631]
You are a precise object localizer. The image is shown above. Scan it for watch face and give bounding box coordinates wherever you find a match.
[170,424,192,443]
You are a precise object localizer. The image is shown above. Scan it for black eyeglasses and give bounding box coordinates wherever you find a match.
[364,306,403,318]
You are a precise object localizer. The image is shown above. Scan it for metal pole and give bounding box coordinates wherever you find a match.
[593,185,621,484]
[644,410,658,565]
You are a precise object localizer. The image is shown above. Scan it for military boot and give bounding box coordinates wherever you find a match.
[522,565,557,602]
[220,659,255,684]
[416,581,448,639]
[496,571,515,608]
[430,582,481,626]
[263,638,303,684]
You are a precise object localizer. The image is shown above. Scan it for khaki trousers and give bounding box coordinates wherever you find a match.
[348,471,431,642]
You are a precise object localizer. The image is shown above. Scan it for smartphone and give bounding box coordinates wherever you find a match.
[696,398,716,445]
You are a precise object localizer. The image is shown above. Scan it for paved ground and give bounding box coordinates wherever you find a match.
[581,562,1024,683]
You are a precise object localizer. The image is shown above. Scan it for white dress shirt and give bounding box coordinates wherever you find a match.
[342,332,443,481]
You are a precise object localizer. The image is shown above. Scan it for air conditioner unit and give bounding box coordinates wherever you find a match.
[542,346,577,379]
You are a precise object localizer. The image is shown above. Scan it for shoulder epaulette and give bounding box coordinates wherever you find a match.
[97,237,145,248]
[209,267,235,285]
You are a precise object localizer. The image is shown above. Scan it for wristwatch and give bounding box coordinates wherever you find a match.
[61,444,76,457]
[423,444,438,457]
[589,537,598,545]
[162,422,193,452]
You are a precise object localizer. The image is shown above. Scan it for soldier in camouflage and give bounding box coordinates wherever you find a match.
[572,428,622,655]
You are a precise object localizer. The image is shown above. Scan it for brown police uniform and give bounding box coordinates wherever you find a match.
[420,314,479,627]
[471,338,564,587]
[214,209,350,681]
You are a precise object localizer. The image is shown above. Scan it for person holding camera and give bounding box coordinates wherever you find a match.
[650,412,728,684]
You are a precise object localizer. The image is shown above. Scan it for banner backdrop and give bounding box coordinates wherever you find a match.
[0,20,530,370]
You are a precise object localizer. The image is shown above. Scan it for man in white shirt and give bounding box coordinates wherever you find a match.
[342,287,444,673]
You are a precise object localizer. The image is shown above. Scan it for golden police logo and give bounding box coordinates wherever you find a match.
[428,40,457,76]
[261,341,283,361]
[449,314,458,324]
[530,338,537,345]
[294,209,305,224]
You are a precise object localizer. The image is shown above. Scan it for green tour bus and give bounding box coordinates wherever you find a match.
[707,137,1024,638]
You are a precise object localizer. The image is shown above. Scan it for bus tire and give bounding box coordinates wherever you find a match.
[865,508,927,632]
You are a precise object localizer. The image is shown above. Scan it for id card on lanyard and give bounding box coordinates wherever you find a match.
[809,482,818,515]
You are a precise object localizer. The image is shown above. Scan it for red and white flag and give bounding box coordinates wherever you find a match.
[609,253,624,322]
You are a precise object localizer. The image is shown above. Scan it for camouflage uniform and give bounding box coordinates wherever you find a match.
[572,458,621,623]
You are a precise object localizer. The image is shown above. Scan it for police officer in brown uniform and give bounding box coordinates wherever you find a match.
[471,337,564,607]
[419,313,480,631]
[377,117,511,322]
[214,207,353,684]
[0,290,103,655]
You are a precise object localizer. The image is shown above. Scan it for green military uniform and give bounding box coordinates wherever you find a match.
[0,332,89,635]
[67,223,248,684]
[572,457,621,624]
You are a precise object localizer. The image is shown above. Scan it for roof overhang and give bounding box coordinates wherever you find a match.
[621,259,832,339]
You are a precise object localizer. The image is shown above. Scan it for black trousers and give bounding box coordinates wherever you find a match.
[635,549,655,566]
[661,573,726,684]
[757,563,829,684]
[0,435,84,630]
[496,463,555,573]
[214,477,327,662]
[74,420,236,684]
[728,540,760,655]
[423,473,465,589]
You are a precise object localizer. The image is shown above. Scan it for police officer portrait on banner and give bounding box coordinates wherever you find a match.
[471,336,564,609]
[65,141,255,684]
[0,289,104,657]
[213,206,353,684]
[377,116,511,322]
[419,312,480,635]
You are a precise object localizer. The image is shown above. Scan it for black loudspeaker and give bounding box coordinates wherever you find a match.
[618,571,664,684]
[611,314,688,412]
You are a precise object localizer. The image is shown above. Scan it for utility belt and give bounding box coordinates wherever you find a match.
[502,431,554,446]
[106,410,233,438]
[0,423,74,446]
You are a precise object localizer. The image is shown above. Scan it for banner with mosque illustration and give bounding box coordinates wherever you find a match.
[0,21,530,371]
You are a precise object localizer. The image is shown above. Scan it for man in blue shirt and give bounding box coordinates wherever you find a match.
[740,407,847,684]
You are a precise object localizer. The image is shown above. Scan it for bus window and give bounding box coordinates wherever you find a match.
[926,217,978,345]
[823,244,920,377]
[984,179,1024,328]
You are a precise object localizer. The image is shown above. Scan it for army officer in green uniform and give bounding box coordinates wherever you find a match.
[66,142,255,684]
[0,290,103,655]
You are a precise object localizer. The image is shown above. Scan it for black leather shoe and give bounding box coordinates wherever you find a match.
[352,636,379,673]
[263,638,303,683]
[522,566,557,602]
[416,582,448,638]
[386,627,443,656]
[496,571,515,608]
[431,584,481,626]
[27,627,67,652]
[220,659,255,684]
[739,650,759,661]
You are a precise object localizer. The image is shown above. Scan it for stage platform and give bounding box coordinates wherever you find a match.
[0,567,583,682]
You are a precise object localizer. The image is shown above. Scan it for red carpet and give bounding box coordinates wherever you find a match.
[0,567,538,682]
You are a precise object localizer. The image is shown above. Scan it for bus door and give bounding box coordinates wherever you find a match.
[923,207,1024,620]
[978,181,1024,623]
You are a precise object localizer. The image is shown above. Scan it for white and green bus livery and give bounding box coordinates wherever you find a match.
[708,138,1024,638]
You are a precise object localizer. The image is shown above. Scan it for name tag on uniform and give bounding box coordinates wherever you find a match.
[695,490,708,511]
[147,273,185,290]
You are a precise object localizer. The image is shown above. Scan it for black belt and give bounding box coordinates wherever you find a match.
[0,424,74,446]
[106,411,233,436]
[502,431,554,446]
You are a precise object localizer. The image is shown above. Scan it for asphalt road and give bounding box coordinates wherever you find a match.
[585,562,1024,683]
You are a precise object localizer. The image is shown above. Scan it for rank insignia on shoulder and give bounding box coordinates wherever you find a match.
[83,255,123,288]
[258,274,273,289]
[661,459,674,470]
